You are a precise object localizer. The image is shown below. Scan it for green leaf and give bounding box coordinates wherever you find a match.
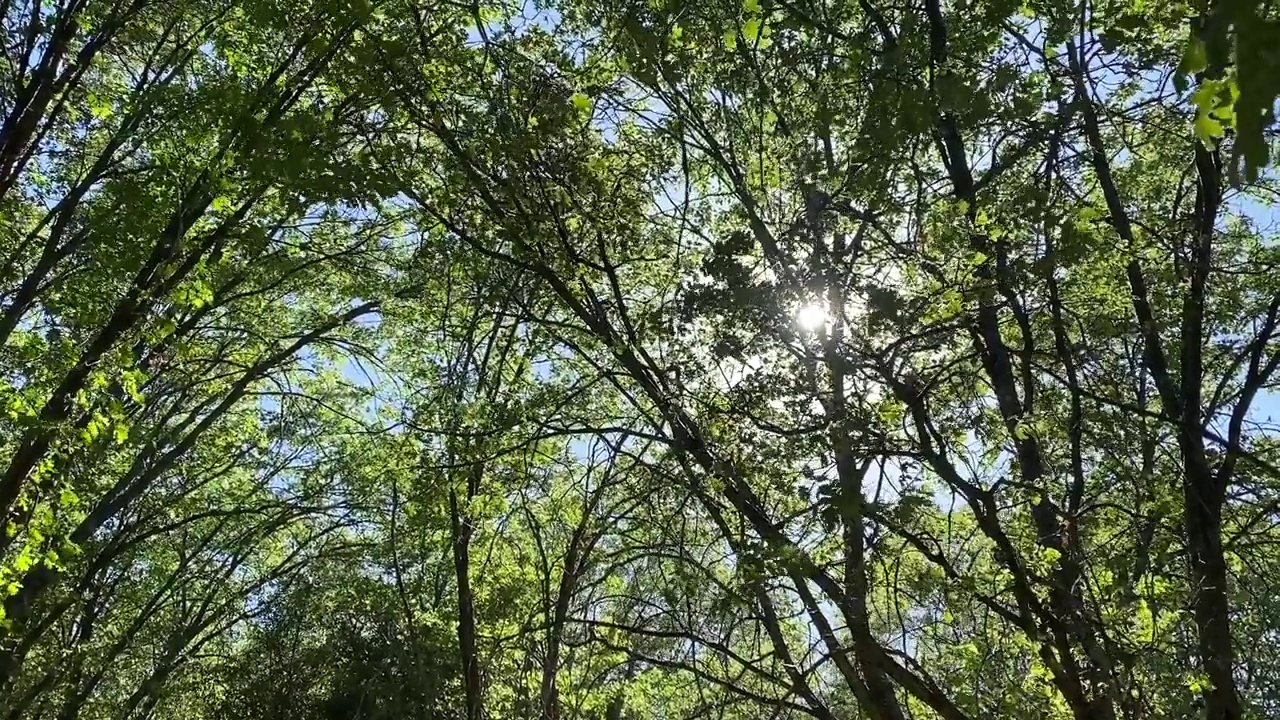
[1194,112,1224,142]
[87,92,113,120]
[1174,37,1207,94]
[59,488,79,507]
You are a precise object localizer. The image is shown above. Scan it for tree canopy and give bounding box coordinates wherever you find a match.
[1,0,1279,719]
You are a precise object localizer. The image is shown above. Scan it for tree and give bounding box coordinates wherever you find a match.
[2,0,1279,718]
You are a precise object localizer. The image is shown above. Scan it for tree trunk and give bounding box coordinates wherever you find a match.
[450,479,483,720]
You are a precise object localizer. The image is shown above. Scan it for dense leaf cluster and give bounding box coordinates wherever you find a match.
[1,0,1279,719]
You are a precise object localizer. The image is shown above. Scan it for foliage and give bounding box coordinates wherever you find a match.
[1,0,1279,719]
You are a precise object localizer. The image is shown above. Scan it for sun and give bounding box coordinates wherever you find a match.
[795,303,827,332]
